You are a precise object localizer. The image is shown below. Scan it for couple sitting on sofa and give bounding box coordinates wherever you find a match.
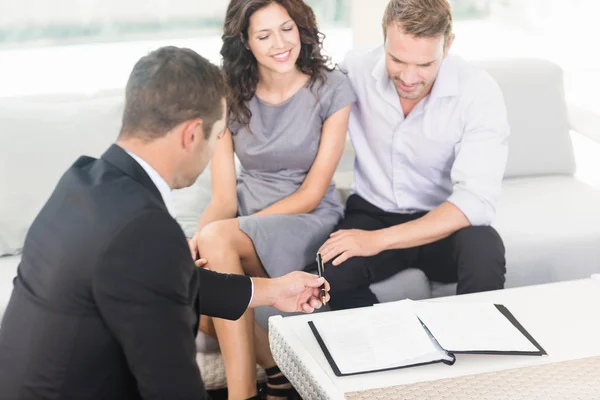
[188,0,508,397]
[0,0,509,399]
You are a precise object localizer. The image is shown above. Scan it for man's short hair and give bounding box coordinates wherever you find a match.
[382,0,453,43]
[119,46,226,141]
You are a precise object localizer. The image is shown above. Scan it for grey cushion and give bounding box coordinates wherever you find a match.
[0,96,122,256]
[494,175,600,288]
[370,268,431,302]
[430,282,458,298]
[172,167,214,238]
[569,104,600,144]
[330,136,356,203]
[0,255,20,321]
[195,328,221,354]
[475,59,575,178]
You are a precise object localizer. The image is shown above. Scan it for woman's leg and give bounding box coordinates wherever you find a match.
[197,218,288,400]
[199,318,280,371]
[200,317,292,400]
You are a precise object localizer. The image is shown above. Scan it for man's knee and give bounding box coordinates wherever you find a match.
[454,226,505,261]
[320,257,371,295]
[453,226,506,293]
[322,259,378,310]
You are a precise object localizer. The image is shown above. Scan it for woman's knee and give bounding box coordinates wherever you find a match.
[197,219,239,251]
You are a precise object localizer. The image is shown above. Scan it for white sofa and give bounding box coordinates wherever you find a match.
[1,58,599,390]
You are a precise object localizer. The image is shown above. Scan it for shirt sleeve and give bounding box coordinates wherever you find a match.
[196,267,252,319]
[249,279,254,307]
[447,74,510,226]
[323,70,357,120]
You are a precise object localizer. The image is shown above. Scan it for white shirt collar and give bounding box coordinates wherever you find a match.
[429,56,460,98]
[125,150,177,218]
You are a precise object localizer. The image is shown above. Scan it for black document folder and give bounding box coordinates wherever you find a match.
[309,303,546,377]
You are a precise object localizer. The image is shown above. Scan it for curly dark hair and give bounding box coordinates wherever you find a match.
[221,0,333,127]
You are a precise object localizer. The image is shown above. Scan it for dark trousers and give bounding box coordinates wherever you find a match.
[308,194,506,310]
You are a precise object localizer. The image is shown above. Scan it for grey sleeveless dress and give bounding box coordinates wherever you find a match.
[230,69,356,277]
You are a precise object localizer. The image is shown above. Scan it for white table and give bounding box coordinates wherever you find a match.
[269,278,600,400]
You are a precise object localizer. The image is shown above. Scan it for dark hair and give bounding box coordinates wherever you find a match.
[119,46,227,141]
[221,0,332,127]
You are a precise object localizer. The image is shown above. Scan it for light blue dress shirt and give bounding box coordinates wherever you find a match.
[341,46,509,226]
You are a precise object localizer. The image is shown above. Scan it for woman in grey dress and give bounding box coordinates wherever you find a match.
[187,0,355,398]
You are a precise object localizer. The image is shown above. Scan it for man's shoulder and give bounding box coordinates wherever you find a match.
[69,155,156,205]
[340,45,384,76]
[60,155,173,236]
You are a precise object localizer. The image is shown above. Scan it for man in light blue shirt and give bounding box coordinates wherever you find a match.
[316,0,509,310]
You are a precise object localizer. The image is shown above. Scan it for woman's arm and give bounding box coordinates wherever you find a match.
[189,129,238,260]
[195,129,238,232]
[254,104,352,217]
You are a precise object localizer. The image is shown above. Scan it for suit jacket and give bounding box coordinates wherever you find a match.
[0,144,252,400]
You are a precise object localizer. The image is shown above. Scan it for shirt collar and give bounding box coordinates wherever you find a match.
[372,48,403,111]
[429,55,460,99]
[125,150,177,218]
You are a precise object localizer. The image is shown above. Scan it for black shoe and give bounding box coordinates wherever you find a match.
[262,365,299,399]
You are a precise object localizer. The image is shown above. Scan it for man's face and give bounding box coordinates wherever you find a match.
[174,98,227,189]
[384,24,453,101]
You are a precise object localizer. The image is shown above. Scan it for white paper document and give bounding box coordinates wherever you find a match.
[412,302,539,353]
[312,300,541,375]
[311,302,451,375]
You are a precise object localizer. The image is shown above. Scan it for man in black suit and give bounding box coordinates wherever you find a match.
[0,46,329,400]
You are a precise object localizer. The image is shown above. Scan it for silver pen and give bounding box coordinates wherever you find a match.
[316,252,327,305]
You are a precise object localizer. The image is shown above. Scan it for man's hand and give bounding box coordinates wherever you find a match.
[319,229,384,266]
[187,234,208,268]
[251,272,331,313]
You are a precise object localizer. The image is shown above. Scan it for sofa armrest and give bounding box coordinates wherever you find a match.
[569,104,600,143]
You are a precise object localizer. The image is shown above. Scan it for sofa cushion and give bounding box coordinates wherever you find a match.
[332,137,356,204]
[0,95,123,256]
[370,268,432,302]
[475,59,575,178]
[430,281,458,298]
[493,176,600,287]
[0,255,20,321]
[172,167,214,238]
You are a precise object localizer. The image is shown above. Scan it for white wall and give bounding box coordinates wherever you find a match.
[350,0,388,48]
[491,0,599,35]
[0,0,345,28]
[0,0,227,27]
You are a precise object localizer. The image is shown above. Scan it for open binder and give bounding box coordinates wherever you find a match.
[308,300,546,377]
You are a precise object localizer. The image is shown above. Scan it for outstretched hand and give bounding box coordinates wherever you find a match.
[269,271,331,313]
